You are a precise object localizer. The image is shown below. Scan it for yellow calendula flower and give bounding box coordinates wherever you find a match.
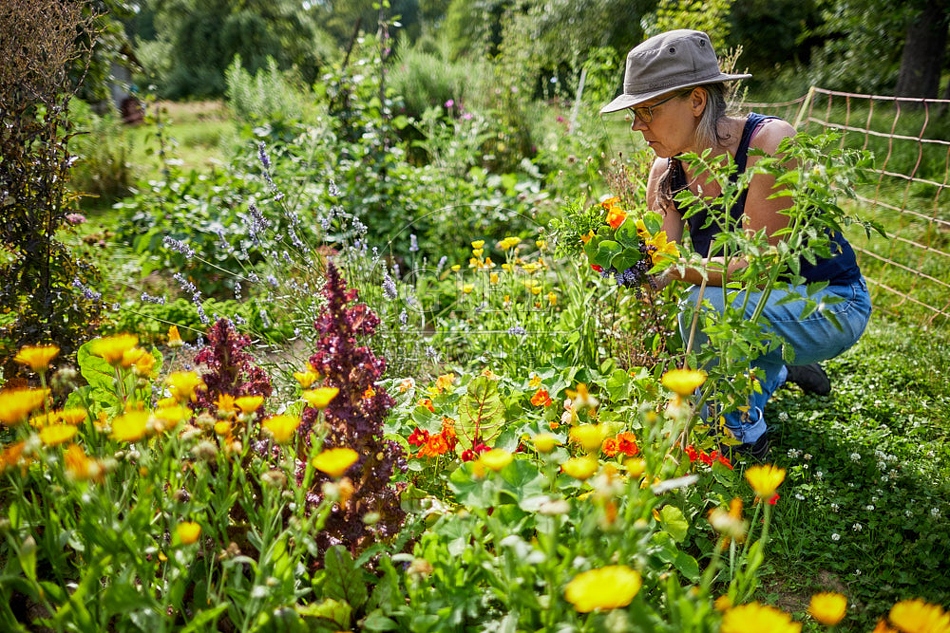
[661,368,707,396]
[213,421,232,436]
[313,447,359,478]
[235,395,265,414]
[39,424,77,447]
[478,448,513,472]
[293,367,321,389]
[809,592,847,626]
[262,415,300,444]
[887,599,950,633]
[564,565,642,613]
[302,387,339,410]
[498,236,521,251]
[166,371,206,403]
[624,457,646,479]
[0,388,49,426]
[570,424,605,453]
[58,408,88,425]
[462,283,474,294]
[132,349,156,377]
[111,410,150,442]
[532,433,558,453]
[744,464,787,499]
[721,602,801,633]
[14,344,60,372]
[90,334,139,365]
[215,393,237,415]
[471,240,485,249]
[167,324,184,348]
[176,521,202,545]
[153,404,190,431]
[561,456,599,481]
[120,346,148,369]
[708,498,748,543]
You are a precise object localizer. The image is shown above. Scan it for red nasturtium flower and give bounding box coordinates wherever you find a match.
[461,442,490,462]
[530,388,553,407]
[616,432,639,457]
[408,428,429,446]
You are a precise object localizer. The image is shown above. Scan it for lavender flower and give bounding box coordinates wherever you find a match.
[72,278,101,301]
[140,292,165,305]
[163,236,195,259]
[382,274,398,300]
[409,234,419,252]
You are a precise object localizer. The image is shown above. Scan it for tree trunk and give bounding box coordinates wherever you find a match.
[895,0,950,98]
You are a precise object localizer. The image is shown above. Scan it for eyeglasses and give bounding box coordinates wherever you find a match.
[630,91,688,124]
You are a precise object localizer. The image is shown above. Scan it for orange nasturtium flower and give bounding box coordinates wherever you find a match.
[530,388,553,407]
[564,565,642,613]
[661,368,707,397]
[14,344,60,373]
[809,592,847,626]
[744,464,787,499]
[111,410,150,443]
[605,205,627,230]
[90,334,139,365]
[312,447,359,478]
[720,602,801,633]
[262,415,300,444]
[176,521,202,545]
[0,388,49,426]
[303,387,339,410]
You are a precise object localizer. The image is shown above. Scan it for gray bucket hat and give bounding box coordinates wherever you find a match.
[600,29,751,114]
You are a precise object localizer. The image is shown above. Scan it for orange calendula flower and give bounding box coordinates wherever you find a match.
[176,521,202,545]
[530,388,553,407]
[561,456,599,480]
[166,371,206,403]
[262,415,300,444]
[564,565,642,613]
[90,334,139,365]
[0,388,49,425]
[14,344,60,372]
[809,592,847,626]
[720,602,801,633]
[235,395,265,414]
[661,368,707,396]
[131,349,156,377]
[605,206,627,230]
[303,387,339,410]
[313,447,359,478]
[39,424,77,447]
[111,410,150,442]
[167,325,184,348]
[745,464,787,499]
[887,599,950,633]
[478,448,513,472]
[0,441,27,471]
[64,444,100,482]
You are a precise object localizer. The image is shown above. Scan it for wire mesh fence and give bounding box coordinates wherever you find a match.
[748,88,950,328]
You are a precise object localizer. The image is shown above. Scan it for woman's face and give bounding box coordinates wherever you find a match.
[629,89,701,158]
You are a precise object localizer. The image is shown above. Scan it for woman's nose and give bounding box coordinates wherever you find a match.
[631,115,647,132]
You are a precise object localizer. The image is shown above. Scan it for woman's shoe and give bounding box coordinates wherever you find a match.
[784,363,831,396]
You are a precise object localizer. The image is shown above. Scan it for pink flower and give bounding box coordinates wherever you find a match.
[445,99,455,108]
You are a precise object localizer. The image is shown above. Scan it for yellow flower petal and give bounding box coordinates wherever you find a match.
[478,448,513,472]
[721,602,801,633]
[564,566,642,612]
[312,447,359,478]
[809,592,847,626]
[14,344,60,372]
[302,387,339,410]
[176,521,202,545]
[888,599,950,633]
[0,388,49,425]
[661,368,707,397]
[39,424,77,447]
[111,410,150,443]
[235,395,265,414]
[90,334,139,365]
[262,415,300,444]
[744,464,786,499]
[561,456,599,481]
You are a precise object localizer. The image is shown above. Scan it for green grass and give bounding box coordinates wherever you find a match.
[761,314,950,630]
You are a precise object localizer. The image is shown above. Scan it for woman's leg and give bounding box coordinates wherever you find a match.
[679,278,871,445]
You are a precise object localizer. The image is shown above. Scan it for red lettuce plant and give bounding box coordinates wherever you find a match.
[193,317,273,415]
[301,261,406,555]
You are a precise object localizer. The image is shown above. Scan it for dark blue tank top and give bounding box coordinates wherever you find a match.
[670,113,861,285]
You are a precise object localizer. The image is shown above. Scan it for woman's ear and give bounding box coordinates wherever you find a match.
[689,87,707,117]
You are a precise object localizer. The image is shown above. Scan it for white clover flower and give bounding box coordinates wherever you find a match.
[787,448,801,459]
[855,569,861,576]
[778,411,789,422]
[795,493,805,501]
[816,471,824,479]
[852,523,863,532]
[865,505,875,511]
[931,507,941,518]
[906,509,914,518]
[831,533,841,542]
[850,452,862,462]
[804,453,812,461]
[831,503,839,513]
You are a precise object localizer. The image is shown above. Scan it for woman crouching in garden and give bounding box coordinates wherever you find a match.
[600,29,872,458]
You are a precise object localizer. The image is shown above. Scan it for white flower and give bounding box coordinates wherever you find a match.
[778,411,789,422]
[831,503,839,513]
[787,448,802,459]
[852,523,863,532]
[795,493,805,501]
[855,569,862,576]
[832,533,841,542]
[816,471,824,479]
[866,505,875,511]
[931,507,941,518]
[804,453,812,461]
[850,452,862,462]
[905,509,913,518]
